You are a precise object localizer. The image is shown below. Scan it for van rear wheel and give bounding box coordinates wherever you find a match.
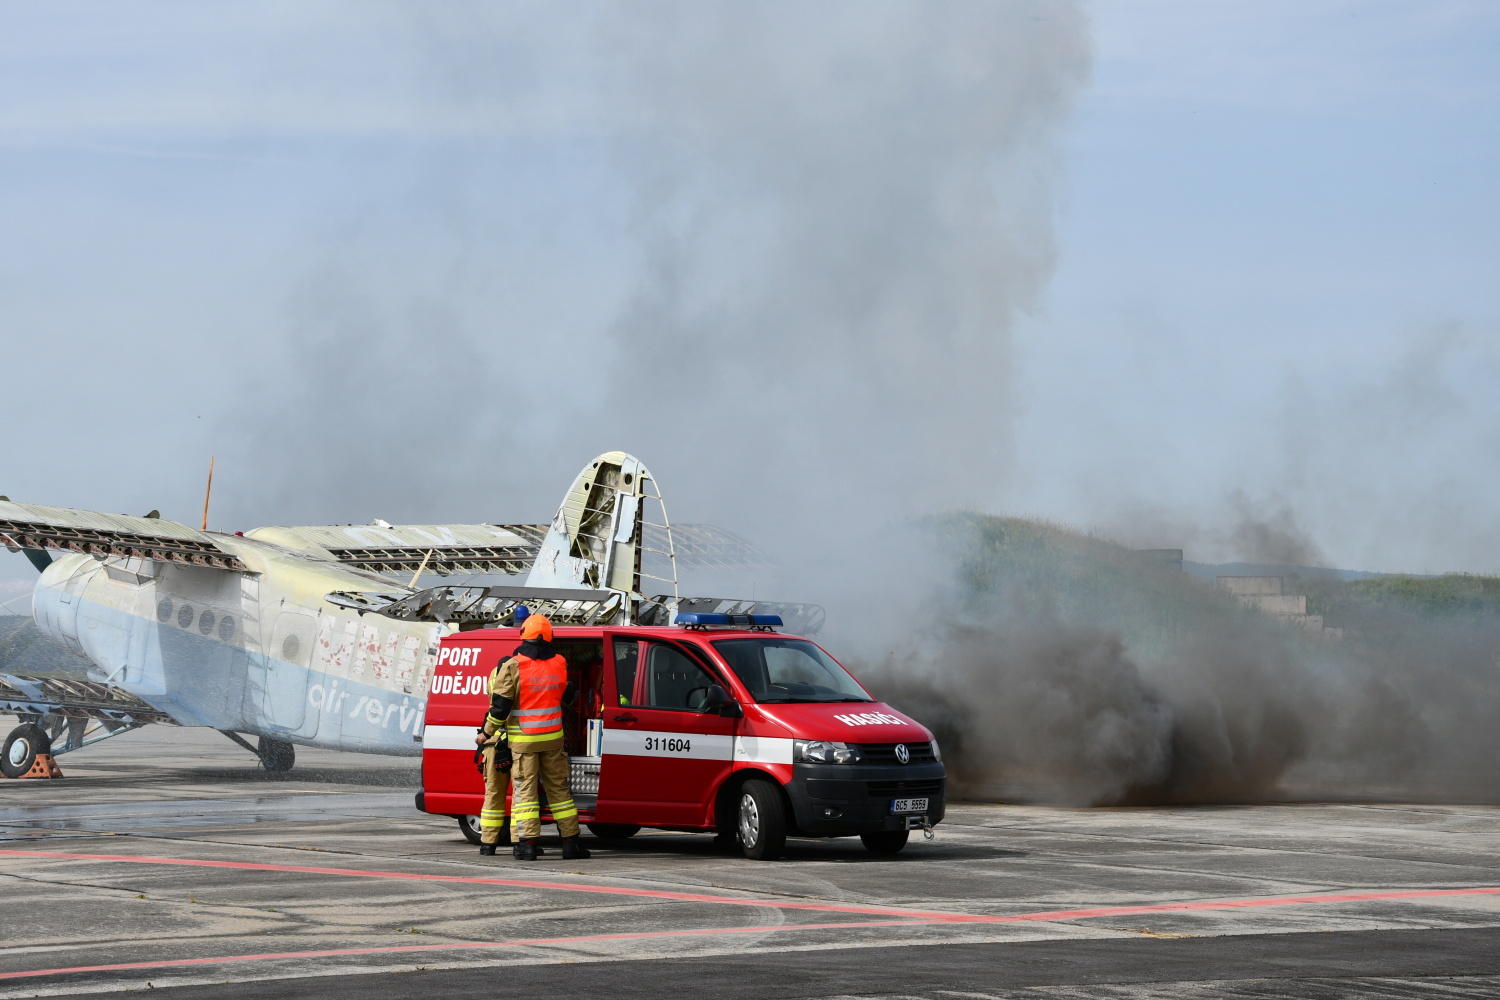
[860,829,909,855]
[586,823,641,841]
[737,779,787,860]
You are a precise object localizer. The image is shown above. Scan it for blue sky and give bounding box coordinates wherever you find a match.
[1,1,1497,595]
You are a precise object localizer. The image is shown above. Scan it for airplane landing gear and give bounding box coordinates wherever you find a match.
[257,737,295,772]
[1,723,48,779]
[218,731,296,772]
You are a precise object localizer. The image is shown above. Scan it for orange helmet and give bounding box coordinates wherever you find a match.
[519,613,554,642]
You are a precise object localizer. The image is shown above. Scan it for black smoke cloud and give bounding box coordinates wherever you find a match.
[859,516,1500,806]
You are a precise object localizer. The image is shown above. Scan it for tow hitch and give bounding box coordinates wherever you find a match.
[904,814,935,840]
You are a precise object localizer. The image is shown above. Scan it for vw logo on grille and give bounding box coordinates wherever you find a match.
[894,744,910,764]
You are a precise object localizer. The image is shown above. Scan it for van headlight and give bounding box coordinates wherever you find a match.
[795,740,861,764]
[930,738,942,762]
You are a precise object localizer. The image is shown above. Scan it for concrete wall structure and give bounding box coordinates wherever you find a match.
[1216,576,1342,640]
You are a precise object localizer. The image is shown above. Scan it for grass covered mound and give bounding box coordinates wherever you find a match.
[857,514,1500,806]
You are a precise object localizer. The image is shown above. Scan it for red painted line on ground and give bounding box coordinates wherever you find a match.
[0,920,942,981]
[0,849,965,921]
[974,886,1500,924]
[6,884,1500,983]
[6,850,1500,927]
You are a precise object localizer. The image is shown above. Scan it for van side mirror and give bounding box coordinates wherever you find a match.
[703,684,740,717]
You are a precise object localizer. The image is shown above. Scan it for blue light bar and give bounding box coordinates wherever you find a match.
[676,612,783,628]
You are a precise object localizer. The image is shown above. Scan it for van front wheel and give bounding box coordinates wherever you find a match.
[737,779,787,861]
[860,829,909,855]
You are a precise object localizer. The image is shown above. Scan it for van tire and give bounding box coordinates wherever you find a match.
[860,829,909,855]
[586,823,641,841]
[457,815,483,845]
[737,779,787,860]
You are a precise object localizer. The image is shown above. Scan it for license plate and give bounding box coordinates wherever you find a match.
[891,797,928,814]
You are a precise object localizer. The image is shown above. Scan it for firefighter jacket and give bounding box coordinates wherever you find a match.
[481,656,520,740]
[506,652,568,749]
[485,651,571,753]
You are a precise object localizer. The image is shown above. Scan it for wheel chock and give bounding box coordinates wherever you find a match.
[19,753,63,779]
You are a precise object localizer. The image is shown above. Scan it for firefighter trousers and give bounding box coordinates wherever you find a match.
[480,744,512,845]
[510,742,579,839]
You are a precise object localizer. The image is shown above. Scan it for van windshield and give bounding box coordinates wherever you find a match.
[711,638,873,704]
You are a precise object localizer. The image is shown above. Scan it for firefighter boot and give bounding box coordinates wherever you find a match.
[478,844,497,856]
[514,839,544,861]
[561,837,592,860]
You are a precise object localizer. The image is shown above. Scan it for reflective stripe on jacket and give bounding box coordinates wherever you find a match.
[506,653,568,744]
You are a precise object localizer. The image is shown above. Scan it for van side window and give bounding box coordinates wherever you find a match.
[613,639,639,706]
[621,641,719,711]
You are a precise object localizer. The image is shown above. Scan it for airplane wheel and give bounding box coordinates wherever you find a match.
[586,823,641,841]
[257,737,295,772]
[1,724,49,779]
[457,815,483,845]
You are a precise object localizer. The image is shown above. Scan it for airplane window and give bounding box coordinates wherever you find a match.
[218,616,236,641]
[156,599,172,623]
[198,611,216,635]
[177,604,194,629]
[282,635,300,661]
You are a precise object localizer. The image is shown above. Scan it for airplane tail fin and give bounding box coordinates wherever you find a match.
[524,452,676,602]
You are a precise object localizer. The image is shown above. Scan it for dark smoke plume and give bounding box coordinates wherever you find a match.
[859,515,1500,805]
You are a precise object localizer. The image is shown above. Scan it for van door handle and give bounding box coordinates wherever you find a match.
[611,713,637,723]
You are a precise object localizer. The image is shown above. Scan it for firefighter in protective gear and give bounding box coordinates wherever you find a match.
[472,609,531,855]
[484,612,591,861]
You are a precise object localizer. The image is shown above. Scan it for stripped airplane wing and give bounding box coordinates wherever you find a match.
[243,523,547,577]
[0,500,249,571]
[247,522,768,581]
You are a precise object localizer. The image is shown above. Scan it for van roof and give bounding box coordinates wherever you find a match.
[447,625,803,641]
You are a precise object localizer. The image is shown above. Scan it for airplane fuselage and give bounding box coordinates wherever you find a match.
[31,534,449,755]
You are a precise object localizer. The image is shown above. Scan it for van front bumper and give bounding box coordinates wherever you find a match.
[784,762,946,836]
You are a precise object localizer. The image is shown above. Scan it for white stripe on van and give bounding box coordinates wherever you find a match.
[733,736,794,764]
[420,724,479,751]
[601,729,734,761]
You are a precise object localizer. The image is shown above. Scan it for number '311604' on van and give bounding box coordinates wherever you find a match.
[416,614,945,859]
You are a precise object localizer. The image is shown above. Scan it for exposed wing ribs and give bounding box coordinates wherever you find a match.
[0,501,248,571]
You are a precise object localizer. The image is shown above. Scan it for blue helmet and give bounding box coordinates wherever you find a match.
[513,604,531,628]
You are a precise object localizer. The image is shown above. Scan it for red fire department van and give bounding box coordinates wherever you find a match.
[415,614,945,859]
